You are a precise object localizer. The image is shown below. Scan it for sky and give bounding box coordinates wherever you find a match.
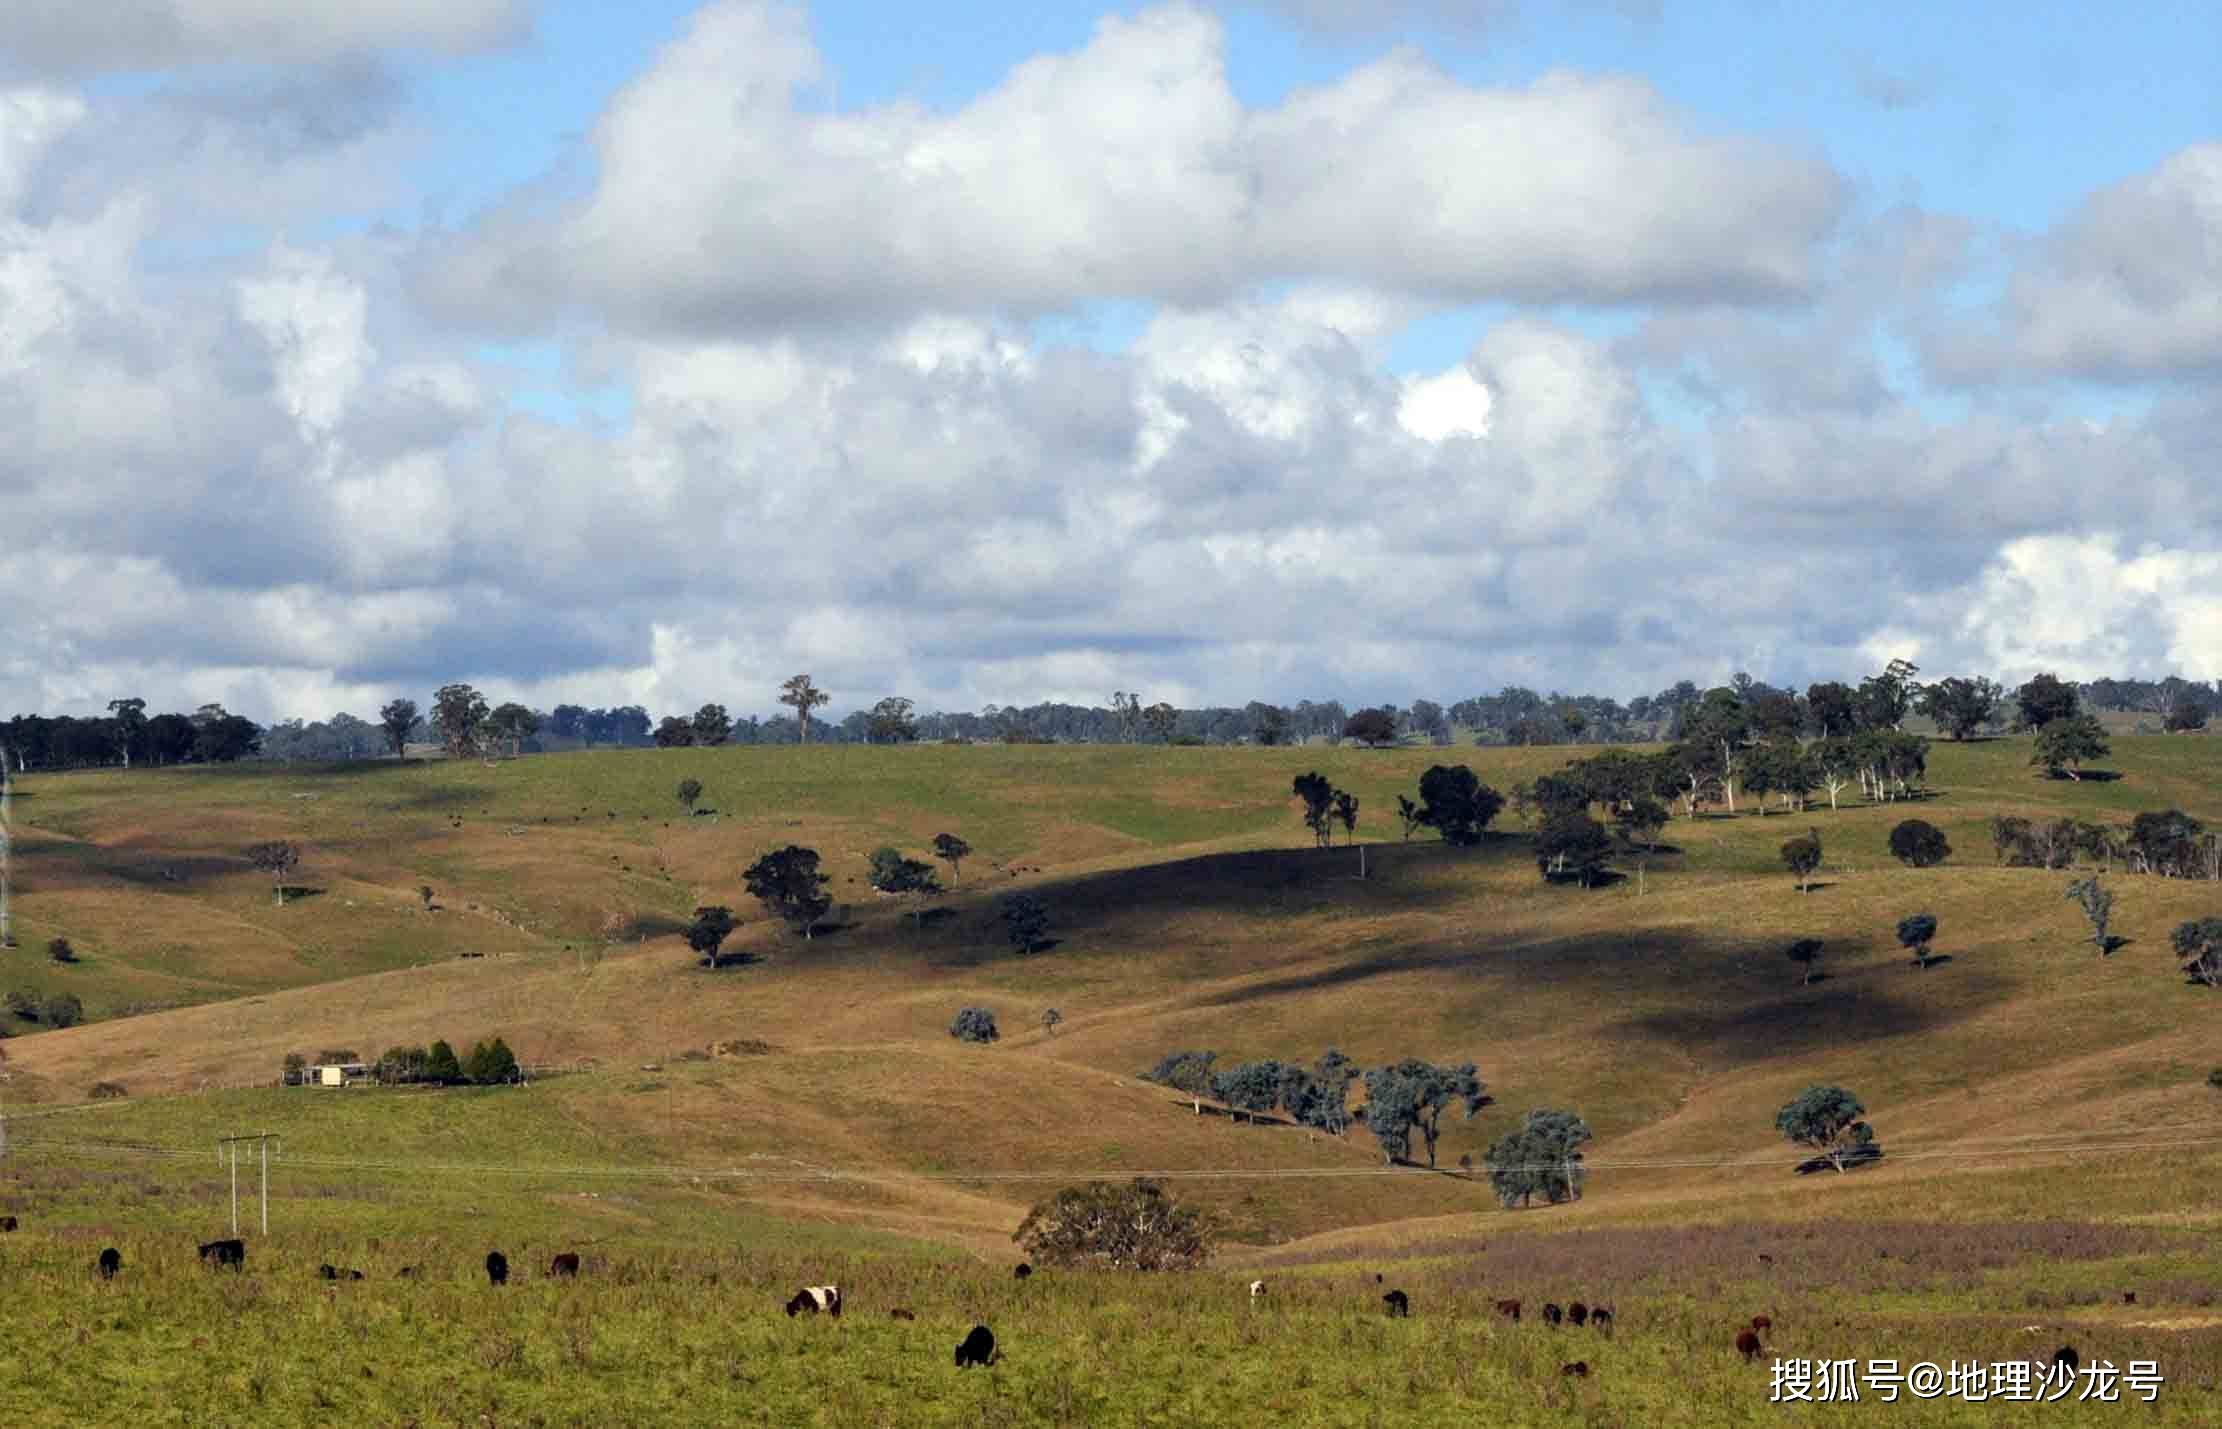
[3,1,2220,723]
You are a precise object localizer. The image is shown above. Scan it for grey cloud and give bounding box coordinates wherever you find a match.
[0,0,530,75]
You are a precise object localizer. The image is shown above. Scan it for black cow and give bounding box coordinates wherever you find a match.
[1013,1263,1033,1280]
[319,1264,339,1280]
[888,1308,917,1321]
[550,1252,581,1278]
[97,1248,122,1280]
[198,1238,245,1270]
[0,1216,17,1232]
[955,1325,999,1368]
[2053,1345,2080,1374]
[1561,1361,1589,1378]
[1590,1306,1614,1332]
[1568,1302,1589,1327]
[1382,1290,1410,1318]
[486,1251,509,1286]
[1542,1303,1563,1327]
[397,1265,420,1279]
[348,1269,364,1280]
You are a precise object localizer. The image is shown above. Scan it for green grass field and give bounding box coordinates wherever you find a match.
[3,736,2220,1422]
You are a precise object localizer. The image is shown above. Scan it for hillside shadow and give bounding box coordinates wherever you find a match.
[613,912,690,941]
[1614,948,2003,1059]
[2041,769,2123,783]
[10,841,244,888]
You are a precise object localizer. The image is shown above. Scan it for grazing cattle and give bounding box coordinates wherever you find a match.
[1382,1290,1410,1318]
[1013,1263,1032,1280]
[397,1266,420,1279]
[2122,1291,2135,1305]
[888,1308,917,1321]
[550,1252,581,1278]
[1249,1280,1266,1299]
[1493,1298,1521,1322]
[319,1264,339,1280]
[955,1324,998,1368]
[1542,1303,1564,1327]
[1568,1302,1589,1327]
[0,1216,17,1232]
[1736,1328,1765,1361]
[1589,1307,1614,1332]
[1757,1253,1773,1264]
[198,1238,246,1270]
[1750,1315,1772,1332]
[786,1285,842,1317]
[1561,1361,1589,1378]
[485,1251,509,1286]
[97,1248,122,1280]
[2053,1345,2080,1374]
[348,1269,364,1280]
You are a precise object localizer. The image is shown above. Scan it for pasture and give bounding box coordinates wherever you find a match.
[3,735,2221,1421]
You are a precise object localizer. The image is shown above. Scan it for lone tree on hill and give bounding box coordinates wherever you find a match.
[378,698,417,759]
[1000,892,1050,953]
[2032,715,2110,780]
[1292,772,1338,848]
[2064,877,2115,956]
[743,846,832,940]
[1535,812,1613,886]
[1787,938,1823,985]
[1775,1085,1880,1173]
[1362,1059,1490,1168]
[247,840,301,905]
[1342,708,1398,748]
[1896,912,1940,968]
[431,683,490,759]
[1014,1177,1215,1271]
[778,674,830,744]
[1414,764,1505,847]
[1780,829,1823,893]
[2170,918,2222,987]
[949,1006,999,1043]
[1889,819,1951,867]
[676,778,704,813]
[932,833,971,882]
[1484,1109,1593,1208]
[687,905,738,968]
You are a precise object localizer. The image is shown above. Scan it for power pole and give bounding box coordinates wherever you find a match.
[216,1133,280,1235]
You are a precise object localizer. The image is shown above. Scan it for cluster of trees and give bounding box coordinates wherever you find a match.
[1483,1110,1595,1208]
[281,1037,520,1086]
[1142,1050,1490,1170]
[0,703,261,770]
[1990,808,2221,880]
[4,988,83,1029]
[716,835,1038,961]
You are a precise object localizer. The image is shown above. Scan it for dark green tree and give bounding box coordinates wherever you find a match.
[932,833,971,882]
[1896,912,1940,968]
[431,683,490,758]
[1001,892,1050,953]
[1292,772,1337,848]
[867,697,919,743]
[654,716,696,747]
[1534,812,1613,886]
[1143,1049,1219,1114]
[1484,1109,1593,1207]
[378,698,418,759]
[2031,715,2110,780]
[246,840,301,905]
[676,778,704,813]
[687,905,739,967]
[691,703,732,745]
[2016,672,2080,729]
[2165,700,2208,733]
[42,992,83,1029]
[949,1006,999,1043]
[425,1039,463,1084]
[1917,676,2003,740]
[1775,1085,1879,1173]
[1361,1059,1490,1168]
[465,1037,520,1084]
[2170,918,2222,987]
[1415,764,1505,847]
[1780,829,1822,893]
[1394,794,1425,841]
[1342,708,1398,748]
[1210,1060,1288,1122]
[743,846,832,940]
[1889,819,1951,868]
[486,703,538,757]
[1787,938,1823,985]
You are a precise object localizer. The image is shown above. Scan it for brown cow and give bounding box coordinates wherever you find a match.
[1737,1328,1765,1361]
[1561,1361,1589,1377]
[1493,1298,1521,1322]
[889,1308,917,1321]
[550,1252,581,1278]
[1751,1315,1772,1332]
[1568,1302,1589,1327]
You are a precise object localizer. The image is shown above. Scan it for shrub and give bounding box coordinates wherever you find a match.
[88,1080,128,1099]
[47,937,77,964]
[42,992,84,1029]
[6,989,37,1020]
[1889,819,1951,868]
[1896,913,1939,968]
[949,1007,999,1044]
[282,1051,306,1085]
[1013,1177,1215,1270]
[1780,830,1822,892]
[424,1039,463,1084]
[376,1045,430,1084]
[1534,812,1613,886]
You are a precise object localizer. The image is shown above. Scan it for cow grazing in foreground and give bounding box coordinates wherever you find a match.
[1736,1329,1765,1361]
[1013,1263,1032,1280]
[97,1248,122,1280]
[786,1285,842,1317]
[485,1251,509,1286]
[1589,1307,1614,1332]
[319,1265,338,1280]
[955,1325,999,1368]
[1382,1290,1410,1318]
[1249,1280,1266,1300]
[397,1265,420,1279]
[550,1253,581,1278]
[198,1238,245,1270]
[888,1308,917,1322]
[2122,1291,2135,1305]
[1494,1298,1521,1322]
[1542,1303,1563,1327]
[1750,1315,1772,1332]
[1561,1361,1589,1378]
[0,1216,17,1232]
[2053,1345,2080,1374]
[1568,1302,1588,1327]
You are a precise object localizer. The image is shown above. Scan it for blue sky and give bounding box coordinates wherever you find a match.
[4,2,2220,720]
